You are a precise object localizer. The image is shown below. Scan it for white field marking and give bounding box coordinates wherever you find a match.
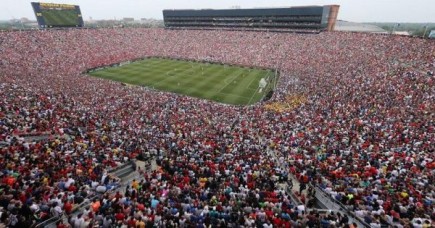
[245,75,258,90]
[152,63,201,87]
[217,70,245,94]
[223,74,238,85]
[247,85,262,105]
[150,68,180,87]
[184,65,225,95]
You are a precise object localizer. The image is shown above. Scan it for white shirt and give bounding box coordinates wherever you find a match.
[73,217,84,228]
[65,177,75,188]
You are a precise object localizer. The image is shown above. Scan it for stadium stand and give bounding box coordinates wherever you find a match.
[163,5,340,32]
[0,28,434,227]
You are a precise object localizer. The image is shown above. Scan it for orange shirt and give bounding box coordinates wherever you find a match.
[91,201,101,212]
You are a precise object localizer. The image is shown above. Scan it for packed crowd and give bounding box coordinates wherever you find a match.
[0,28,434,227]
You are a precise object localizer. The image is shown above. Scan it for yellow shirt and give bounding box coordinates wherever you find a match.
[132,180,139,190]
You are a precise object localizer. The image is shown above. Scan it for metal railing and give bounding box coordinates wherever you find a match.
[33,193,99,228]
[314,185,371,228]
[33,215,61,228]
[107,159,136,175]
[286,180,303,205]
[33,162,136,228]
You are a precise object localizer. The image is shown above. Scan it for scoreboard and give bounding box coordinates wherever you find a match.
[31,2,84,28]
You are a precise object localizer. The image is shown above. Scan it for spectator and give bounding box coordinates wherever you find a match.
[0,28,433,227]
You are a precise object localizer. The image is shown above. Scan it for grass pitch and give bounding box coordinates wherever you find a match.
[89,58,275,105]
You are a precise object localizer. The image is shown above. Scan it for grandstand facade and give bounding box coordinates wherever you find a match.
[163,5,340,32]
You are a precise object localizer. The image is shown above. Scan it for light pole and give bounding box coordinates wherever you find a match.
[423,25,428,39]
[392,23,400,35]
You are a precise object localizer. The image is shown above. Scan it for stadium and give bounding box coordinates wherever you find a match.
[0,2,434,228]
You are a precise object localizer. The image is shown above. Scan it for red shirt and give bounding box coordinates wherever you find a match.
[273,217,282,227]
[127,218,136,227]
[115,212,125,221]
[64,201,73,214]
[282,220,292,228]
[57,223,68,228]
[68,185,77,193]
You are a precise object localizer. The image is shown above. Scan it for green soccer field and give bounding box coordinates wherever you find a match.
[88,58,276,105]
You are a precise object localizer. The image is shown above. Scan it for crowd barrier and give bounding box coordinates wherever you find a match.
[314,185,371,227]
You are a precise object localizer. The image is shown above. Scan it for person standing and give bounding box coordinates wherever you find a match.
[135,217,145,228]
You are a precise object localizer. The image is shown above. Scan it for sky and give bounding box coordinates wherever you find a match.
[2,0,435,23]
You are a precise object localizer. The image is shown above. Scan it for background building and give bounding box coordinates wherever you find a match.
[334,21,387,33]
